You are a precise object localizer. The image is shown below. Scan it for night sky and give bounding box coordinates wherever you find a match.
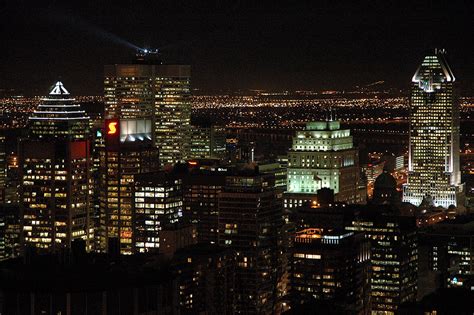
[1,1,473,95]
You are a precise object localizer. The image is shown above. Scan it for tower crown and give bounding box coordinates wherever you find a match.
[49,81,70,96]
[412,49,455,92]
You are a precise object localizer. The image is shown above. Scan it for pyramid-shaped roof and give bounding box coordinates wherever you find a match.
[49,81,70,95]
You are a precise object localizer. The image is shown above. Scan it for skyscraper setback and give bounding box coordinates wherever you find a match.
[20,82,93,252]
[403,49,464,208]
[104,51,191,166]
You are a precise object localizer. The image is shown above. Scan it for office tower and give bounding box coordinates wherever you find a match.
[285,119,365,209]
[291,228,370,314]
[421,216,474,290]
[19,82,93,253]
[90,124,105,251]
[348,210,418,314]
[104,51,191,165]
[172,244,236,314]
[189,123,226,159]
[0,204,20,260]
[0,206,5,259]
[0,133,5,204]
[258,162,287,191]
[5,153,20,205]
[403,49,464,208]
[218,171,286,314]
[98,118,159,255]
[133,171,183,253]
[182,167,227,244]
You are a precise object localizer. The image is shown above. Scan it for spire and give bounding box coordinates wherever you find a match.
[49,81,70,96]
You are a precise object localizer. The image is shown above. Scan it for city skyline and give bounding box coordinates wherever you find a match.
[1,2,473,95]
[2,2,474,314]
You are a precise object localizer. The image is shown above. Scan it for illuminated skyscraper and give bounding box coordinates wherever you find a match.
[20,82,93,252]
[189,124,226,160]
[285,119,365,208]
[347,210,418,314]
[104,51,191,165]
[98,118,159,255]
[133,171,183,253]
[403,49,464,208]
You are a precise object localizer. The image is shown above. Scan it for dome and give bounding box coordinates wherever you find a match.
[374,170,397,190]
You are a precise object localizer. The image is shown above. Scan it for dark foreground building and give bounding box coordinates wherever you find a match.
[291,228,371,314]
[171,243,236,314]
[348,208,418,314]
[218,170,287,314]
[0,248,177,314]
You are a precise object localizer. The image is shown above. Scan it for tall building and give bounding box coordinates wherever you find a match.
[285,119,365,208]
[98,118,159,255]
[0,205,20,260]
[347,209,418,314]
[218,171,286,314]
[403,49,464,208]
[104,51,191,165]
[0,133,6,204]
[133,171,183,253]
[182,167,227,244]
[19,82,93,253]
[172,243,236,315]
[291,228,370,314]
[421,216,474,290]
[189,124,226,160]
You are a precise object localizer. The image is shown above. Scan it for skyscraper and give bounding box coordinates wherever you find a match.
[20,82,93,252]
[218,171,286,314]
[291,228,370,314]
[189,124,226,160]
[98,118,159,255]
[285,119,365,208]
[104,51,191,165]
[347,209,418,314]
[403,49,464,208]
[133,171,183,253]
[182,167,227,244]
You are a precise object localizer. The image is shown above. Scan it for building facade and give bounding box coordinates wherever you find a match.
[403,49,464,208]
[133,171,183,253]
[285,120,365,208]
[218,171,286,314]
[182,168,227,244]
[348,211,418,314]
[291,228,371,314]
[189,124,226,160]
[172,244,236,315]
[98,118,159,255]
[19,82,93,253]
[104,52,191,165]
